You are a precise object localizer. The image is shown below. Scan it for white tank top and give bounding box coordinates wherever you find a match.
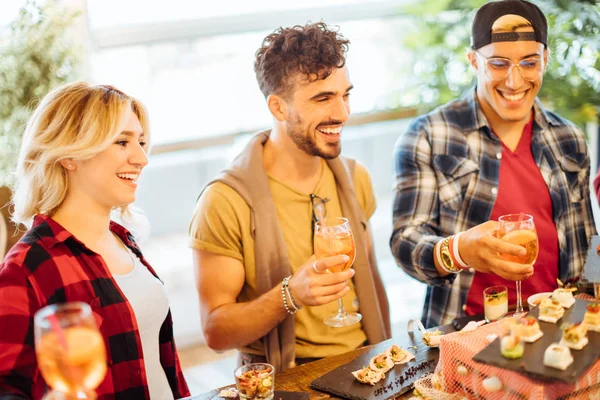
[113,246,175,400]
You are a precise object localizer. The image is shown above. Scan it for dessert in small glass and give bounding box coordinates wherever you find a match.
[484,285,508,323]
[234,363,275,400]
[584,302,600,332]
[543,343,573,370]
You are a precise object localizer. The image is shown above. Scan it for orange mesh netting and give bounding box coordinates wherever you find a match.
[411,294,600,400]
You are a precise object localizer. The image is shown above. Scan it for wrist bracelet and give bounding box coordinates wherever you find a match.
[281,276,301,315]
[284,276,301,312]
[451,232,469,269]
[439,237,462,274]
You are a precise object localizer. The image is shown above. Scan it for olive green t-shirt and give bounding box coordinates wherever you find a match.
[189,160,376,358]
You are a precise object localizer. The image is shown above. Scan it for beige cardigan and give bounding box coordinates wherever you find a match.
[205,130,391,372]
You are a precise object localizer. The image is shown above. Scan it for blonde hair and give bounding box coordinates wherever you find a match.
[492,14,533,32]
[11,82,150,227]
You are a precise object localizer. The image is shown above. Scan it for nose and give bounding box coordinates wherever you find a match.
[332,96,350,123]
[131,142,149,170]
[505,64,525,89]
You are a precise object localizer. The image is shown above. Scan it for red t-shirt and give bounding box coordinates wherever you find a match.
[465,116,559,315]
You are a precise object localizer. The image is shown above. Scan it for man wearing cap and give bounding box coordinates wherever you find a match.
[391,0,596,328]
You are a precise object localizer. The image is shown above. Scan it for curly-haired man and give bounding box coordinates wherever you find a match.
[189,22,390,371]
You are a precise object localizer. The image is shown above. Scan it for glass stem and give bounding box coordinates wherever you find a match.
[515,280,523,315]
[337,298,346,318]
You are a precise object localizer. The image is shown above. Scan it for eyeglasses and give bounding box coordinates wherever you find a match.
[475,52,544,82]
[310,193,329,238]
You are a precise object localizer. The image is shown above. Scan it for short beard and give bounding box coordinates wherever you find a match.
[286,115,341,160]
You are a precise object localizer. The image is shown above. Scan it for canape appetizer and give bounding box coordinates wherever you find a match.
[500,334,524,359]
[518,316,543,343]
[422,329,442,347]
[385,345,415,364]
[560,322,588,350]
[538,297,564,323]
[584,303,600,332]
[369,353,394,374]
[552,288,576,309]
[352,366,384,385]
[543,343,573,370]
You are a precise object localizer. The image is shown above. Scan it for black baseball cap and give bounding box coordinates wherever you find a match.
[471,0,548,50]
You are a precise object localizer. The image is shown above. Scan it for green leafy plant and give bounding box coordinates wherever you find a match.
[399,0,599,129]
[0,0,81,187]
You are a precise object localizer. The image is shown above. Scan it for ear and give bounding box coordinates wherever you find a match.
[467,51,478,70]
[59,158,76,171]
[267,94,288,122]
[543,48,549,68]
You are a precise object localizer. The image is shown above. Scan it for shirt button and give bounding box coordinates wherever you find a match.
[496,152,502,160]
[469,268,475,273]
[491,187,498,195]
[462,304,467,311]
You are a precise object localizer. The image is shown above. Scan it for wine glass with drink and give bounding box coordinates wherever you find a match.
[313,217,361,327]
[35,302,107,399]
[498,213,539,317]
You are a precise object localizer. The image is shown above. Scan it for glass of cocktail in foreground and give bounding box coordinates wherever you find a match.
[498,213,539,317]
[314,217,361,327]
[35,302,107,399]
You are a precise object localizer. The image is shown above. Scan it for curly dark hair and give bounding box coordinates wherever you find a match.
[254,22,350,98]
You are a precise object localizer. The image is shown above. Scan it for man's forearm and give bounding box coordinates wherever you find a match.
[202,284,291,351]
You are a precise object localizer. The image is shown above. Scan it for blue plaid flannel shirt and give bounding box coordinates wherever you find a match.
[390,90,597,328]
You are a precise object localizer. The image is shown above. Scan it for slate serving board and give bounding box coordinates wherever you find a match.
[309,327,452,400]
[473,298,600,383]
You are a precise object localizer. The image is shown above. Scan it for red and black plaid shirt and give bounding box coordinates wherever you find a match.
[0,215,190,399]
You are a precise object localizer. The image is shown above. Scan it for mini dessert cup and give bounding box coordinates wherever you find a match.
[484,286,508,323]
[234,363,275,400]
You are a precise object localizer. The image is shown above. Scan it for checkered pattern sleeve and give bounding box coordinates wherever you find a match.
[0,260,40,398]
[391,117,457,287]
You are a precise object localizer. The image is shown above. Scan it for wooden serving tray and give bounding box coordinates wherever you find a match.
[309,327,453,400]
[190,390,309,400]
[473,298,600,383]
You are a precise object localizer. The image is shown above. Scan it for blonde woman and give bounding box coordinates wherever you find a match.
[0,82,189,399]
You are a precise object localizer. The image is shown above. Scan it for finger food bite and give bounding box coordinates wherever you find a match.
[584,303,600,332]
[500,334,524,359]
[422,329,442,347]
[543,343,573,370]
[538,297,564,323]
[385,345,415,364]
[518,316,543,343]
[352,366,384,385]
[552,288,576,309]
[560,322,588,350]
[369,353,394,374]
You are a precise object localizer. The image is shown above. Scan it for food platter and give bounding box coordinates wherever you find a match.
[473,298,600,383]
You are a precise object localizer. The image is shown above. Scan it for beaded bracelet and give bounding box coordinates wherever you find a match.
[281,276,301,315]
[283,276,301,312]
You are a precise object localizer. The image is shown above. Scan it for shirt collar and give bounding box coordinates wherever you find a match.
[33,214,138,251]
